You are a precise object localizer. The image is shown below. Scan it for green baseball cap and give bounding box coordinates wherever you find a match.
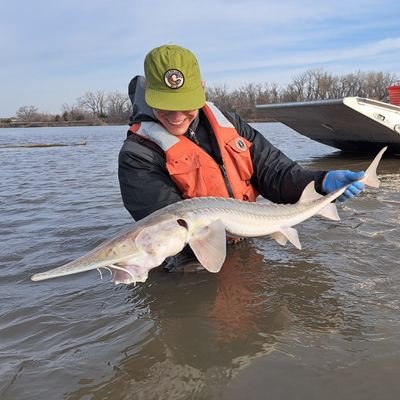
[144,45,206,111]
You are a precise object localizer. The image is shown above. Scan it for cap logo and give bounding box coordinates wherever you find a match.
[164,69,184,89]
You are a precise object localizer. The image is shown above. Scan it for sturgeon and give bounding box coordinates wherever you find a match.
[31,147,387,285]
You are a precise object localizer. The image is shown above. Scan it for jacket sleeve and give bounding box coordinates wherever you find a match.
[225,112,327,204]
[118,136,183,220]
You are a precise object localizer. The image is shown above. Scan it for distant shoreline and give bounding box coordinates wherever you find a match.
[0,118,273,129]
[0,121,128,128]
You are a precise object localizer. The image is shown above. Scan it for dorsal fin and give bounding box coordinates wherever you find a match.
[299,181,323,203]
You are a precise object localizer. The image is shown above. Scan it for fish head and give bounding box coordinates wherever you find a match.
[31,217,190,285]
[110,217,189,285]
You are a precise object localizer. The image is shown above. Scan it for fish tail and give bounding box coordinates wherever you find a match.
[361,146,387,188]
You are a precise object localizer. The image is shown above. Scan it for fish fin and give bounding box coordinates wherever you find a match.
[317,203,340,221]
[271,231,288,246]
[298,181,323,203]
[361,146,387,188]
[280,227,302,249]
[188,219,227,273]
[270,228,301,249]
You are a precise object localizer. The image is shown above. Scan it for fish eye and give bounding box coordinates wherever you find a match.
[177,219,188,229]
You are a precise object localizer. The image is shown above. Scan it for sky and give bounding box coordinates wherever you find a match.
[0,0,399,117]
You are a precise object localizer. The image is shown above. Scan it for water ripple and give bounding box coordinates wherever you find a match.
[1,125,400,400]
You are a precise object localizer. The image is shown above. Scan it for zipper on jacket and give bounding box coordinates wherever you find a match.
[187,128,200,145]
[188,127,234,198]
[219,164,235,198]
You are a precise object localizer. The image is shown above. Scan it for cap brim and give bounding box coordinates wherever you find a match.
[145,85,206,111]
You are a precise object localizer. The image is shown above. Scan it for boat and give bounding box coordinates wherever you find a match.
[255,96,400,154]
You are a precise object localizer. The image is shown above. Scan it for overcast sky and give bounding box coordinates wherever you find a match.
[1,0,399,117]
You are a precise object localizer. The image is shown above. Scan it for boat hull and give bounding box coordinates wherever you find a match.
[256,97,400,154]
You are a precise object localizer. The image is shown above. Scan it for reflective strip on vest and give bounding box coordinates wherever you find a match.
[135,121,179,151]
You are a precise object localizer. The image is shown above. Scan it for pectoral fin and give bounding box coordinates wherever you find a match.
[188,219,227,273]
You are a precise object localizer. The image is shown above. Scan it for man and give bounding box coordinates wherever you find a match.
[118,44,364,268]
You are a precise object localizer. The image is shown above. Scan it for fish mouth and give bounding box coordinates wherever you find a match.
[110,263,150,285]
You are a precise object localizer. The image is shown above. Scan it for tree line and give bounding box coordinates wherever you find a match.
[11,91,132,126]
[206,69,398,121]
[7,69,399,125]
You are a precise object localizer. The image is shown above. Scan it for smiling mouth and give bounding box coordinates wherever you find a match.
[167,120,185,126]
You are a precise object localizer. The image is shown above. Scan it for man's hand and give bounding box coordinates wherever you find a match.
[322,170,365,202]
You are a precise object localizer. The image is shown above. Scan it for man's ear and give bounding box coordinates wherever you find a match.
[201,80,206,89]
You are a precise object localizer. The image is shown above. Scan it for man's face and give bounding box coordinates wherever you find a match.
[153,109,198,136]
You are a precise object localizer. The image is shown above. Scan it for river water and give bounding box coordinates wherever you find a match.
[0,124,399,400]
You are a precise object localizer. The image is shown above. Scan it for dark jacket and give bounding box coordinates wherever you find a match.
[118,76,326,221]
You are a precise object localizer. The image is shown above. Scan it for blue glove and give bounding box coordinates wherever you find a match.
[322,170,365,202]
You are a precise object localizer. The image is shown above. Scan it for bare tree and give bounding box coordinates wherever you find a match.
[78,91,107,117]
[361,71,397,99]
[61,103,87,121]
[256,82,281,104]
[16,105,39,121]
[206,84,235,112]
[106,91,131,122]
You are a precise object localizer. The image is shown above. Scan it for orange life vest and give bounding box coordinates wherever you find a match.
[129,102,258,202]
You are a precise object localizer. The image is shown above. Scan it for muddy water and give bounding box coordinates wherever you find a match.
[0,124,399,400]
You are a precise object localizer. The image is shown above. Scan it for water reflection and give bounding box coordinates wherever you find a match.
[1,125,399,400]
[304,150,400,172]
[65,240,354,400]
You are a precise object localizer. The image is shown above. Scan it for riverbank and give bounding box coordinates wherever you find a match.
[0,118,273,129]
[0,120,127,128]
